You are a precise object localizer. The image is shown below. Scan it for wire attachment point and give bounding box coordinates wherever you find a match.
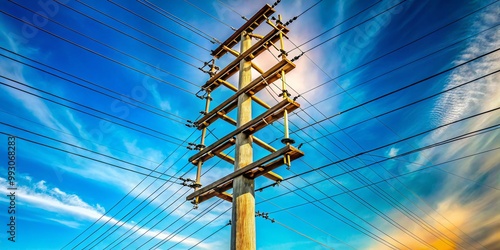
[278,89,291,98]
[256,211,275,223]
[185,120,197,128]
[191,200,199,209]
[271,0,282,8]
[291,52,304,62]
[284,16,298,26]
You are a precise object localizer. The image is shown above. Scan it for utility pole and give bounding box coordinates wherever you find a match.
[186,4,304,249]
[231,32,255,249]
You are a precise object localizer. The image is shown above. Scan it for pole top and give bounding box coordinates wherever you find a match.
[211,4,276,59]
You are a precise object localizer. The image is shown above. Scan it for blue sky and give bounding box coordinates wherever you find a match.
[0,0,499,249]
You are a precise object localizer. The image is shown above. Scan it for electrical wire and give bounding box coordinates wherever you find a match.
[187,220,230,250]
[64,129,200,249]
[293,47,500,133]
[216,0,247,20]
[0,108,164,166]
[0,77,186,146]
[182,0,236,31]
[0,49,188,124]
[257,214,336,250]
[167,205,231,249]
[297,1,499,96]
[74,0,207,63]
[257,194,358,250]
[11,0,201,86]
[296,0,409,54]
[0,121,181,180]
[257,107,500,191]
[0,131,179,183]
[137,0,221,44]
[0,8,197,95]
[265,146,500,213]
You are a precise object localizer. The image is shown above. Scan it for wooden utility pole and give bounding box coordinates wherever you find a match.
[231,32,255,249]
[186,4,304,249]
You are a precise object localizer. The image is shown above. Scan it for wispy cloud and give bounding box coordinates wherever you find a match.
[0,176,212,249]
[365,5,500,249]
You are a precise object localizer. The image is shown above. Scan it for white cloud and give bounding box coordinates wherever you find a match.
[365,6,500,249]
[0,176,212,249]
[387,147,399,158]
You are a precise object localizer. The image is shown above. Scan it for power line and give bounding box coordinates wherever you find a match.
[261,19,488,247]
[249,49,411,248]
[267,31,473,247]
[256,212,336,250]
[257,107,500,192]
[293,47,500,133]
[0,8,197,95]
[137,0,221,44]
[145,199,223,249]
[257,195,358,249]
[0,77,187,146]
[281,0,324,27]
[0,48,188,124]
[266,146,500,214]
[0,108,164,166]
[104,188,192,248]
[62,126,199,249]
[167,205,231,249]
[0,131,179,183]
[297,1,499,96]
[296,0,409,54]
[95,0,211,52]
[182,0,236,31]
[216,0,247,20]
[0,121,181,180]
[296,23,499,115]
[73,0,207,63]
[75,158,196,249]
[10,0,201,85]
[187,220,230,250]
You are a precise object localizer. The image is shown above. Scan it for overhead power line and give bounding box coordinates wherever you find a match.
[73,0,207,63]
[10,0,201,85]
[62,127,199,249]
[257,107,500,192]
[265,146,500,214]
[297,1,499,96]
[0,77,186,145]
[0,49,188,124]
[0,9,197,95]
[0,131,180,183]
[137,0,222,44]
[293,47,500,133]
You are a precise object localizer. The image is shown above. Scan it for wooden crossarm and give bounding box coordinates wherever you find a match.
[211,4,276,59]
[204,24,289,92]
[188,98,300,164]
[187,145,304,203]
[196,59,295,130]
